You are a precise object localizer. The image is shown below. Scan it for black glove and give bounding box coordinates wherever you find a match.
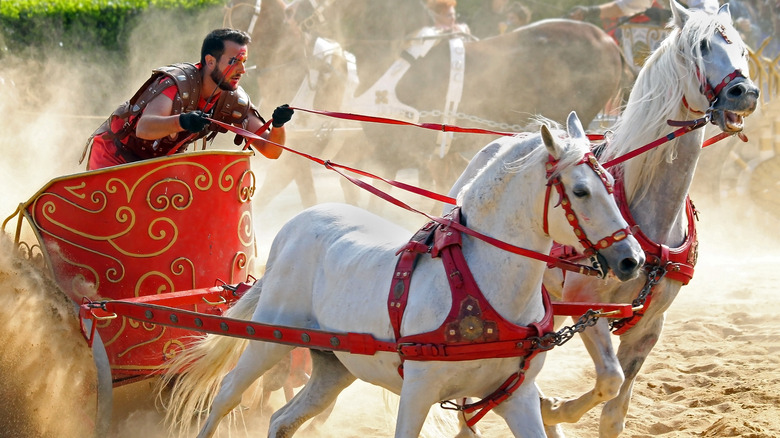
[568,5,601,25]
[179,110,210,133]
[272,104,294,128]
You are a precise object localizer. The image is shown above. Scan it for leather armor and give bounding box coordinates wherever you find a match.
[88,63,261,160]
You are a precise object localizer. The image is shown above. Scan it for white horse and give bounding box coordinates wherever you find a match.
[159,111,645,438]
[448,2,760,437]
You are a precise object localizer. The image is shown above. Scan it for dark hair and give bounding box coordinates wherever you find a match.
[200,28,251,65]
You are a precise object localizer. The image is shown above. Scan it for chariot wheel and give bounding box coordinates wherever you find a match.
[747,154,780,218]
[711,126,779,223]
[82,318,114,438]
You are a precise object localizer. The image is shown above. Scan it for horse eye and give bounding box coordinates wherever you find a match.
[572,186,590,198]
[699,39,710,54]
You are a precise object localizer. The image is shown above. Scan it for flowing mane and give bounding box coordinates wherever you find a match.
[458,121,590,209]
[602,8,738,203]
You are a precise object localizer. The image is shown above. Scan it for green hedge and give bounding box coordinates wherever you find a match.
[0,0,223,54]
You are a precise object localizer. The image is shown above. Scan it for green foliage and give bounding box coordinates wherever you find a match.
[0,0,224,54]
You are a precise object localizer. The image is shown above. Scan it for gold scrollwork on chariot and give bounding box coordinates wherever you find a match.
[619,24,671,68]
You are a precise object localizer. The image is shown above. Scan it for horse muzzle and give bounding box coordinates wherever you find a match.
[711,78,760,133]
[597,237,645,282]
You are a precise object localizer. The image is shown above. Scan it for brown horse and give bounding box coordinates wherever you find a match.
[232,0,632,207]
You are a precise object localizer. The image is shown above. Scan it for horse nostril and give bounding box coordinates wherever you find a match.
[727,83,745,98]
[727,82,760,99]
[619,257,640,275]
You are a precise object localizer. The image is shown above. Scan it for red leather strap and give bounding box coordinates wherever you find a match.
[613,179,698,285]
[390,208,554,363]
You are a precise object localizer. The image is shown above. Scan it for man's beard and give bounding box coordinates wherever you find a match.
[210,68,238,91]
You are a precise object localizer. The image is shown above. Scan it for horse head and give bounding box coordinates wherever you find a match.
[542,112,644,282]
[671,0,759,132]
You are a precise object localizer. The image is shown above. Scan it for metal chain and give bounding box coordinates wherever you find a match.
[609,263,668,331]
[530,309,602,352]
[633,263,666,308]
[419,109,528,132]
[528,265,668,351]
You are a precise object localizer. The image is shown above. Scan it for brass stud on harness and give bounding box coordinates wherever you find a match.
[169,314,178,323]
[145,310,153,319]
[301,333,311,343]
[273,330,282,339]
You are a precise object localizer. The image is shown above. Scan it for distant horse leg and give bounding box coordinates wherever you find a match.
[540,319,624,427]
[196,342,292,438]
[259,353,292,413]
[255,155,316,209]
[599,316,664,437]
[292,161,317,208]
[269,350,355,438]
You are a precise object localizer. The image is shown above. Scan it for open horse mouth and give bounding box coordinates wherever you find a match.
[711,108,752,133]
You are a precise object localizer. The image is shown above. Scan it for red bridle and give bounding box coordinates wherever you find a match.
[543,152,631,259]
[685,24,747,113]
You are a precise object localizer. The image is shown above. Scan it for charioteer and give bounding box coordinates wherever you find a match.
[82,28,294,170]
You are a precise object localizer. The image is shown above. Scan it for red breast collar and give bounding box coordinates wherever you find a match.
[387,208,554,363]
[613,177,698,284]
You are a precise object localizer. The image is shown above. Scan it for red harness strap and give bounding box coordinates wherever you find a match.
[549,177,698,335]
[388,208,554,427]
[609,178,698,335]
[612,178,698,284]
[389,208,553,363]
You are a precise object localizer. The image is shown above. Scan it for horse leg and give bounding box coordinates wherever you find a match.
[196,342,293,438]
[540,319,624,427]
[394,365,457,438]
[492,382,546,438]
[599,315,664,437]
[268,350,356,438]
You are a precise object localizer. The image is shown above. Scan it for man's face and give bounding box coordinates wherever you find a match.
[433,6,457,29]
[209,41,248,91]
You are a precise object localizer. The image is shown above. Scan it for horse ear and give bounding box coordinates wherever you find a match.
[566,111,586,141]
[669,0,689,28]
[541,125,562,160]
[717,3,731,20]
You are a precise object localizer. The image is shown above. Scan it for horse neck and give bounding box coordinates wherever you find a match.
[457,149,551,322]
[608,48,705,246]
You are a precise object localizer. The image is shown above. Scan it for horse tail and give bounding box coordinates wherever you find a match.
[157,279,265,436]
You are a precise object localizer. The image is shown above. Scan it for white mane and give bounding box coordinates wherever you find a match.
[458,121,589,208]
[602,8,737,203]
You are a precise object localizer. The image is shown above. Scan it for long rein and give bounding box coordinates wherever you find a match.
[211,116,611,277]
[208,104,741,266]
